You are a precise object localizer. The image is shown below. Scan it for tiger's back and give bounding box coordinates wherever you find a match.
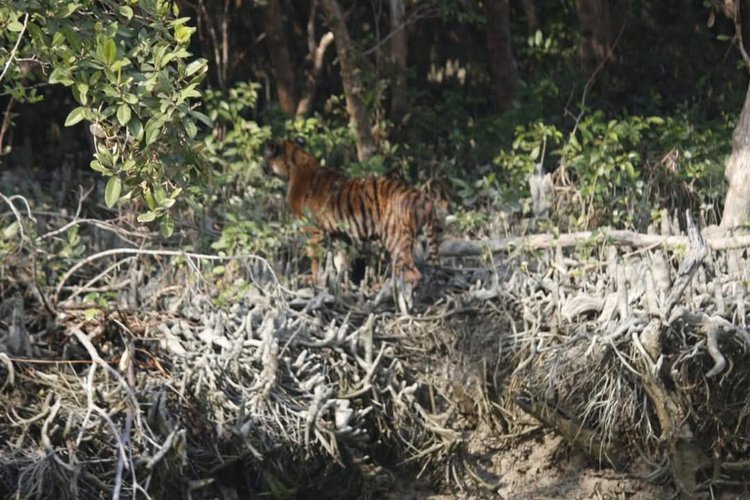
[264,139,440,285]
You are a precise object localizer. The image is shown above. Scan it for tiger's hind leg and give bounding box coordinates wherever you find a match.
[383,226,419,313]
[384,228,421,286]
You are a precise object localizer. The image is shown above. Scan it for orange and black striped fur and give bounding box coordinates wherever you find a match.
[263,139,439,286]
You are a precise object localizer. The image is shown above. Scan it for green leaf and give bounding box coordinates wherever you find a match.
[2,221,19,240]
[179,83,201,101]
[123,93,138,105]
[159,214,174,237]
[89,159,112,175]
[118,5,134,19]
[49,67,74,86]
[84,308,102,321]
[190,110,212,127]
[128,118,143,141]
[7,20,24,32]
[137,211,157,223]
[144,117,164,145]
[111,58,132,72]
[174,25,195,44]
[64,106,87,126]
[144,188,156,210]
[104,177,122,208]
[117,104,131,126]
[61,3,79,17]
[153,185,167,204]
[647,116,665,125]
[160,198,175,209]
[51,32,66,48]
[185,59,206,77]
[97,37,117,66]
[76,82,89,105]
[183,119,197,139]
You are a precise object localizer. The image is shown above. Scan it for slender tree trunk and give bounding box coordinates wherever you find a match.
[265,0,298,114]
[389,0,408,123]
[319,0,377,161]
[741,0,750,57]
[720,82,750,229]
[484,0,519,112]
[296,0,334,116]
[296,32,334,116]
[574,0,625,73]
[520,0,539,33]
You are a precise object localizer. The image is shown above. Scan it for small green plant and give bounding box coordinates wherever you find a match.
[449,209,488,235]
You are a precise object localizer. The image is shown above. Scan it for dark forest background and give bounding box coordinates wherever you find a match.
[1,0,750,252]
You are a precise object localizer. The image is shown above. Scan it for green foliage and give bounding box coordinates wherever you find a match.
[210,215,291,255]
[490,109,729,230]
[202,81,269,181]
[285,113,354,164]
[495,121,563,197]
[0,0,208,233]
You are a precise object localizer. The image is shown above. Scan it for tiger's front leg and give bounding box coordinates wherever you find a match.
[305,226,326,286]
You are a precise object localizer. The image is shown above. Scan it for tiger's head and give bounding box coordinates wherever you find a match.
[263,137,314,181]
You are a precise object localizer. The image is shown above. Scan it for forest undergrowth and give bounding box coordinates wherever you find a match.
[2,161,750,499]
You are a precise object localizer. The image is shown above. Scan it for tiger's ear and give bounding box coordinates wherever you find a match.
[293,136,307,147]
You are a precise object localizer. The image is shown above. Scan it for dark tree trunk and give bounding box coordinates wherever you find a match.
[742,0,750,57]
[296,1,334,116]
[520,0,539,33]
[265,0,298,114]
[319,0,377,161]
[389,0,408,123]
[574,0,626,73]
[484,0,519,112]
[296,32,334,116]
[721,81,750,230]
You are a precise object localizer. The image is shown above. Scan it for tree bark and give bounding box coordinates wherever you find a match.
[265,0,298,114]
[388,0,408,123]
[296,32,334,116]
[296,0,334,116]
[319,0,377,161]
[484,0,519,113]
[437,228,750,256]
[574,0,623,73]
[520,0,539,33]
[720,82,750,230]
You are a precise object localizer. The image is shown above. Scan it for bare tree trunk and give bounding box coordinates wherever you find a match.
[297,1,334,116]
[389,0,408,123]
[296,32,334,116]
[319,0,377,161]
[484,0,519,112]
[179,0,233,89]
[265,0,298,114]
[721,82,750,230]
[574,0,623,73]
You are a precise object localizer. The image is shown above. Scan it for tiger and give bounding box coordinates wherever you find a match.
[263,138,440,287]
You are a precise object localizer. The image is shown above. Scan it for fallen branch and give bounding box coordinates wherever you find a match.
[438,227,750,256]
